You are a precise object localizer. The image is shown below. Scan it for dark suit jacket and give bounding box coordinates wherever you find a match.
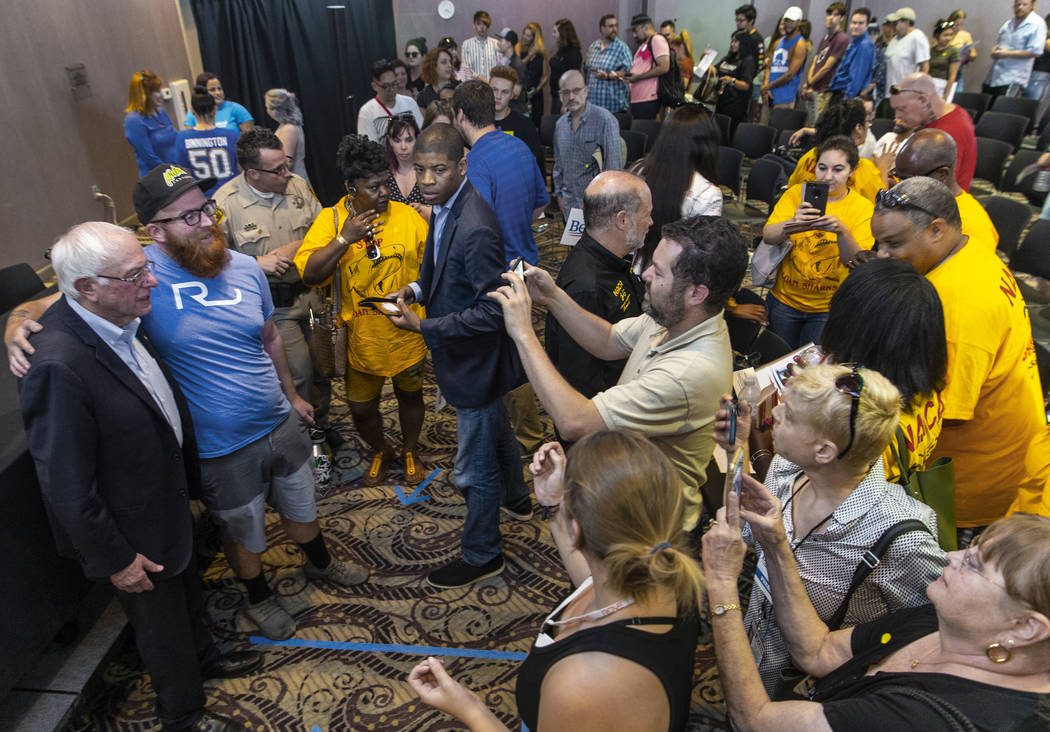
[417,180,525,407]
[17,297,201,581]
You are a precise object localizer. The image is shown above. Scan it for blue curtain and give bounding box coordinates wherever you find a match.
[189,0,396,204]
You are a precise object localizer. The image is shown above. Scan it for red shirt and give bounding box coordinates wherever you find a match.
[927,105,976,191]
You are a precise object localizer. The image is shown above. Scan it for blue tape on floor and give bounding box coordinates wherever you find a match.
[250,636,528,661]
[395,468,441,504]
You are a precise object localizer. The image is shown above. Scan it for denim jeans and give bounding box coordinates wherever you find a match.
[454,397,529,565]
[766,294,828,349]
[1024,70,1050,100]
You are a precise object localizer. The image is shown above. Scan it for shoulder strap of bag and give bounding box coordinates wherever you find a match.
[887,426,912,483]
[330,207,342,313]
[826,519,931,631]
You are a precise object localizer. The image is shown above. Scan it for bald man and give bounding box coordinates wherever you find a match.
[552,69,623,213]
[890,72,976,190]
[545,172,649,405]
[893,129,999,250]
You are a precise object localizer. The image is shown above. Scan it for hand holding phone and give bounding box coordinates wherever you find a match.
[801,181,829,216]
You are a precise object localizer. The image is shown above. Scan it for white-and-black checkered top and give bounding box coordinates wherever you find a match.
[742,455,947,693]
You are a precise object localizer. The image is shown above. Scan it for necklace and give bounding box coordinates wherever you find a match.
[544,596,636,627]
[910,646,939,669]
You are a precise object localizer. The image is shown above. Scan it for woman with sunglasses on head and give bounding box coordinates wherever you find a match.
[703,501,1050,730]
[410,431,703,732]
[124,70,177,177]
[928,21,961,102]
[295,135,429,487]
[713,363,946,698]
[404,38,428,96]
[762,135,875,349]
[265,89,310,189]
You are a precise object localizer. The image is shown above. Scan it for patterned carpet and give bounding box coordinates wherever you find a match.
[73,222,737,732]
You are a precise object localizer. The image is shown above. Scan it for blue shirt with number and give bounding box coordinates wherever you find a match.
[172,127,240,196]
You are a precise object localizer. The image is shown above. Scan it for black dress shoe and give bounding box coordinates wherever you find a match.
[324,427,346,450]
[201,650,264,680]
[426,554,505,588]
[189,711,248,732]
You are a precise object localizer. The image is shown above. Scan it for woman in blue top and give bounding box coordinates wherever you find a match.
[123,70,177,177]
[184,72,255,133]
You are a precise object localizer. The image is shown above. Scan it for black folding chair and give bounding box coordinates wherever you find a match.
[0,263,44,314]
[974,111,1029,150]
[621,130,647,165]
[717,146,744,198]
[991,96,1039,136]
[1012,218,1050,279]
[631,119,665,153]
[973,137,1014,190]
[953,92,992,117]
[869,117,894,141]
[745,158,788,211]
[731,122,777,159]
[978,195,1032,261]
[714,113,732,145]
[768,107,806,135]
[614,110,633,132]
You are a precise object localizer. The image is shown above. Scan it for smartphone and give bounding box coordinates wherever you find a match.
[726,399,739,446]
[360,296,400,315]
[508,257,526,291]
[802,181,829,215]
[723,448,745,508]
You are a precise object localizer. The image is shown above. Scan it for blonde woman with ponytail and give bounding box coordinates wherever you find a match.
[409,431,703,732]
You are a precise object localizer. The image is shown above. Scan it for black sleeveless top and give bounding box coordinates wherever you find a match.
[514,601,699,731]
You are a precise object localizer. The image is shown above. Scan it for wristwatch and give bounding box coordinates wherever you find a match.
[711,603,742,616]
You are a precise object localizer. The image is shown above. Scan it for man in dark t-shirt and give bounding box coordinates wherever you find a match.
[490,65,546,177]
[545,171,648,401]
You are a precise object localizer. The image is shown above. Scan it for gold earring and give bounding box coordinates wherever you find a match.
[985,642,1012,664]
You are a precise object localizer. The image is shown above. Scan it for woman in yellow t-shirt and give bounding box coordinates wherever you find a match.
[762,136,875,348]
[296,135,429,487]
[821,258,948,483]
[787,98,884,202]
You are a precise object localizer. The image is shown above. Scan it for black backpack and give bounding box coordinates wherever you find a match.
[652,45,685,108]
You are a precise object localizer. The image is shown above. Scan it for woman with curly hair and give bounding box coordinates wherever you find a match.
[295,135,430,486]
[417,47,458,110]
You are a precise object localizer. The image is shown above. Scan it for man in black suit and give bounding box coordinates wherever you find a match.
[16,222,260,732]
[387,123,530,589]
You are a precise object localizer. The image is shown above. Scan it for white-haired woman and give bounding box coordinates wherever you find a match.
[265,88,310,187]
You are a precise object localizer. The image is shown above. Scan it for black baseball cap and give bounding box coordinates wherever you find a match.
[133,164,216,224]
[631,13,653,28]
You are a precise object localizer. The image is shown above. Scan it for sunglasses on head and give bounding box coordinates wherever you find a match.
[890,85,925,96]
[875,188,942,221]
[834,366,865,459]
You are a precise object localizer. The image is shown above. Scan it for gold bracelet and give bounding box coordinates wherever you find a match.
[711,603,742,617]
[751,449,773,464]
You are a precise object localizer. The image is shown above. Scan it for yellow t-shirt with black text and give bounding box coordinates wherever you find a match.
[926,240,1050,526]
[767,185,875,313]
[295,200,429,377]
[883,392,945,485]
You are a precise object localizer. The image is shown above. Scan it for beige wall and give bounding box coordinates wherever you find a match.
[1,0,196,269]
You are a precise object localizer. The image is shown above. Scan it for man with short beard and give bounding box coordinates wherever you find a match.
[4,164,370,642]
[489,215,749,532]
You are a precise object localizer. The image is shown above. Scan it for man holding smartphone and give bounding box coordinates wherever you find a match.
[386,124,531,589]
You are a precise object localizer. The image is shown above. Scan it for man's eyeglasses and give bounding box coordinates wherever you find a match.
[250,161,290,176]
[151,200,218,227]
[874,188,942,221]
[559,87,586,97]
[375,80,399,90]
[96,260,156,286]
[834,366,864,459]
[889,85,925,96]
[405,50,421,58]
[889,163,950,180]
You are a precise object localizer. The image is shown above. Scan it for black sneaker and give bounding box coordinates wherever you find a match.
[324,428,346,451]
[426,555,505,588]
[500,496,534,521]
